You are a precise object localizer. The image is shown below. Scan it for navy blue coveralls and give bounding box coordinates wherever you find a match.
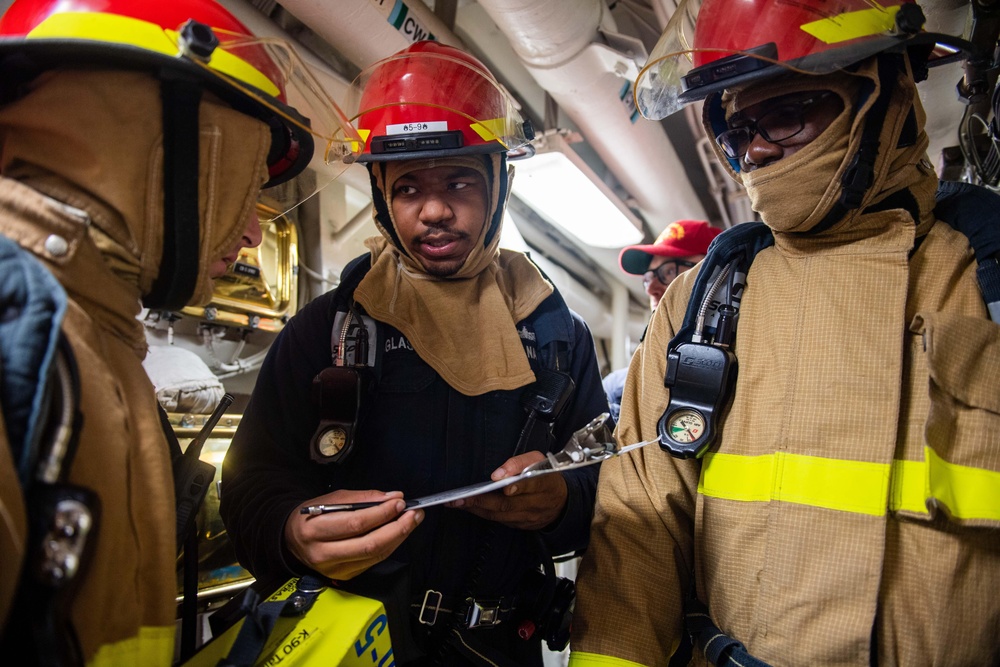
[220,255,610,666]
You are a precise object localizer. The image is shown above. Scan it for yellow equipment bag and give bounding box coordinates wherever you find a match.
[182,576,395,667]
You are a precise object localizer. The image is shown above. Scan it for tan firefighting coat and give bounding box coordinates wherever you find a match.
[0,178,179,665]
[0,71,270,665]
[570,61,1000,667]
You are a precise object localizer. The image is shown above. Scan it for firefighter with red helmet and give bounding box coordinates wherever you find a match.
[0,0,357,663]
[570,1,1000,665]
[219,41,610,666]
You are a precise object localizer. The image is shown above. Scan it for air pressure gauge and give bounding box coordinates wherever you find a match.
[316,426,348,457]
[664,409,706,444]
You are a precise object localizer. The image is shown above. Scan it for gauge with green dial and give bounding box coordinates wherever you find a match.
[666,409,705,444]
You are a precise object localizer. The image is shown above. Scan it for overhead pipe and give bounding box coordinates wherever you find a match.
[218,0,372,193]
[475,0,706,227]
[246,0,471,193]
[273,0,465,69]
[608,278,631,370]
[475,0,705,363]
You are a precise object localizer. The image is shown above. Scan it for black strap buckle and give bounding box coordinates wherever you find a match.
[418,589,443,626]
[464,597,506,629]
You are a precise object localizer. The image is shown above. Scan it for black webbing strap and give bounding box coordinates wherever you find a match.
[669,221,773,353]
[155,404,201,662]
[145,73,202,311]
[217,575,328,667]
[806,54,902,237]
[978,259,1000,322]
[935,179,1000,322]
[685,598,773,667]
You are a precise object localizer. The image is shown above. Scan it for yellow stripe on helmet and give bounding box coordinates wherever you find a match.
[799,5,902,45]
[26,12,280,97]
[470,117,512,147]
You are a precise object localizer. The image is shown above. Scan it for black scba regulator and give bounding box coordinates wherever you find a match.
[658,262,743,459]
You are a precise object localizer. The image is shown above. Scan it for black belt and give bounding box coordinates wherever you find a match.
[412,589,517,629]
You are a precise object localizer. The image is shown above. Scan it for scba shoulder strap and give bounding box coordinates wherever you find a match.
[308,255,377,466]
[935,180,1000,321]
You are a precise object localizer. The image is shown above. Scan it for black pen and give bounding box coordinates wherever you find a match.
[300,500,416,515]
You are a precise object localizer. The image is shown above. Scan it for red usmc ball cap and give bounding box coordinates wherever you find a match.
[619,219,722,275]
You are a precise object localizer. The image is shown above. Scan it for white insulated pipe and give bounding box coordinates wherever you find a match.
[608,277,631,370]
[274,0,465,69]
[476,0,706,226]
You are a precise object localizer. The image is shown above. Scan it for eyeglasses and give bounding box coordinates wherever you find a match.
[715,92,835,160]
[643,259,696,287]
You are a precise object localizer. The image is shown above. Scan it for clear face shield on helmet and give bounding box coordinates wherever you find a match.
[336,46,533,162]
[633,0,964,121]
[167,26,363,219]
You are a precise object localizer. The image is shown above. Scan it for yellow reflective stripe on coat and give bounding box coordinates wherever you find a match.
[898,447,1000,521]
[700,451,889,515]
[699,449,1000,520]
[568,651,647,667]
[89,626,175,667]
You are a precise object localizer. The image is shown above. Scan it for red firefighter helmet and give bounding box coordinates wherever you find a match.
[0,0,363,309]
[0,0,361,184]
[634,0,969,120]
[346,41,532,162]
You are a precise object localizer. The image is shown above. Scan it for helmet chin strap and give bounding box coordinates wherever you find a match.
[366,162,404,253]
[482,152,505,248]
[144,73,202,310]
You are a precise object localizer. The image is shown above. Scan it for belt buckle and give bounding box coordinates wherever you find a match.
[465,597,503,629]
[418,589,443,626]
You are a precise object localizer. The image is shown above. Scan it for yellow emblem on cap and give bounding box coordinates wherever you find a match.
[657,223,684,244]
